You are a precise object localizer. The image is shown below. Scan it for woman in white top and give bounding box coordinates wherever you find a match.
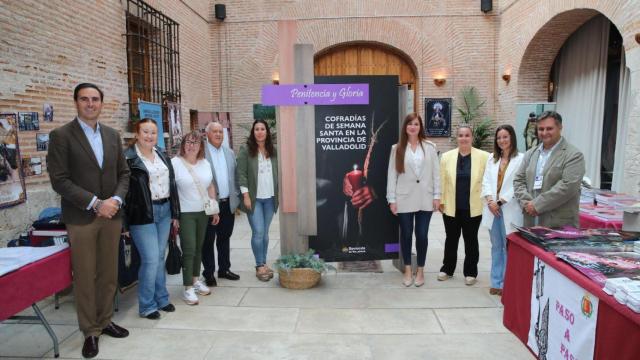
[237,120,279,282]
[171,131,220,305]
[481,124,524,296]
[387,113,441,287]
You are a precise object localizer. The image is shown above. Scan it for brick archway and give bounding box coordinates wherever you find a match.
[314,41,419,111]
[516,9,602,101]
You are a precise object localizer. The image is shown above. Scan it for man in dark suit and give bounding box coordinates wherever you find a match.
[202,121,241,286]
[47,83,130,358]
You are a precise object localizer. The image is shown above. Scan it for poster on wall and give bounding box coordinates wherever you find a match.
[424,98,451,137]
[527,257,598,360]
[515,103,556,152]
[22,157,42,176]
[166,102,183,153]
[18,112,39,131]
[36,133,49,151]
[43,103,54,122]
[0,113,26,208]
[138,100,165,149]
[311,75,399,262]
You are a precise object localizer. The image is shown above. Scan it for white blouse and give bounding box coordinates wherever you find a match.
[408,145,424,175]
[256,152,274,199]
[171,157,214,212]
[136,145,170,200]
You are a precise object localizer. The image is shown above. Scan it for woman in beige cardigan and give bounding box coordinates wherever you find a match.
[387,113,441,287]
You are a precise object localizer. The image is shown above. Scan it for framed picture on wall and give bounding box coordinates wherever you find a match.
[18,111,39,131]
[0,113,27,208]
[424,98,452,137]
[22,156,42,176]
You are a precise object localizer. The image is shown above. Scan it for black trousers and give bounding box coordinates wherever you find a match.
[201,200,235,279]
[440,209,482,277]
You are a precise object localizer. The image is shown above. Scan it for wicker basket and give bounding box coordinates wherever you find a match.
[278,268,321,289]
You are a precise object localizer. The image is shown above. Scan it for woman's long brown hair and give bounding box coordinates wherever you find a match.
[247,119,275,158]
[395,113,427,173]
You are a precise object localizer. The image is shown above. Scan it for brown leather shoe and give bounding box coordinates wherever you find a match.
[489,288,502,296]
[101,322,130,338]
[82,336,99,358]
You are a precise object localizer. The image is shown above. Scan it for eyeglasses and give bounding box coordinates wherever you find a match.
[185,140,200,146]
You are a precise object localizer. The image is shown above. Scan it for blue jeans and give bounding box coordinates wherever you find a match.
[489,211,508,289]
[247,197,275,267]
[130,202,172,316]
[397,211,433,267]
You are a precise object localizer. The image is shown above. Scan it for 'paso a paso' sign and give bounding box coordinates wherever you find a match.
[261,83,369,106]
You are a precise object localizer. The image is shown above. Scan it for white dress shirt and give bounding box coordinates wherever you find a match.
[408,145,424,176]
[207,142,229,198]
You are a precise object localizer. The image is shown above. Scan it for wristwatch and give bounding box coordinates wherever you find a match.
[497,200,504,207]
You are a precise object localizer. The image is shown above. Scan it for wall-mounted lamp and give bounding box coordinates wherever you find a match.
[502,74,511,83]
[433,77,446,87]
[272,72,280,85]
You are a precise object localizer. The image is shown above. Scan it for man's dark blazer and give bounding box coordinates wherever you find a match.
[47,118,130,225]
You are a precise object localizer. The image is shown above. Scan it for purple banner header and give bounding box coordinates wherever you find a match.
[261,83,369,106]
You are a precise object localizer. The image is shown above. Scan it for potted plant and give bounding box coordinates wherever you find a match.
[273,249,334,289]
[456,86,493,149]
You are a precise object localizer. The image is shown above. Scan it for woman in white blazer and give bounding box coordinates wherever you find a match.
[481,124,523,296]
[387,113,441,287]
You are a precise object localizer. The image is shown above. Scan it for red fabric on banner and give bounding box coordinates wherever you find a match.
[0,248,72,320]
[579,212,623,230]
[502,234,640,360]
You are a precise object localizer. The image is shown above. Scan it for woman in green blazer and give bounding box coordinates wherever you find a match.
[237,119,279,281]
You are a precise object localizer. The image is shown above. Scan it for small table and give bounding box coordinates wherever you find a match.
[0,248,72,358]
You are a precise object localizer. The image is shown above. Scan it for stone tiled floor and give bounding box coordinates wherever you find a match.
[0,212,532,359]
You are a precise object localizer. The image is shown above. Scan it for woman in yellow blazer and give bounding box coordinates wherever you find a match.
[438,125,489,285]
[387,113,441,287]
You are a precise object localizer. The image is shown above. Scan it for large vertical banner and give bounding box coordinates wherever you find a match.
[528,257,598,360]
[311,75,399,262]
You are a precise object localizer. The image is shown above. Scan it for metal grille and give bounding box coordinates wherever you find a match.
[124,0,181,120]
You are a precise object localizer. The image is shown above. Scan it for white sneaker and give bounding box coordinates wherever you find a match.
[465,276,477,286]
[182,287,199,305]
[193,280,211,296]
[437,272,451,281]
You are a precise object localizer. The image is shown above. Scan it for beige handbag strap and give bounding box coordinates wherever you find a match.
[179,157,208,199]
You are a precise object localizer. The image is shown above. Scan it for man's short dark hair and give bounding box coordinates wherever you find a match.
[74,83,104,101]
[537,110,562,125]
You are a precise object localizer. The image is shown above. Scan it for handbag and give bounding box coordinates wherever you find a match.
[179,157,220,215]
[165,228,183,275]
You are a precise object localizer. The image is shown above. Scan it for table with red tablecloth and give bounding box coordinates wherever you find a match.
[502,233,640,360]
[579,212,624,230]
[0,247,72,358]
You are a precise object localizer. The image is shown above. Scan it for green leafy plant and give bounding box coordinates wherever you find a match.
[273,249,335,274]
[456,86,493,148]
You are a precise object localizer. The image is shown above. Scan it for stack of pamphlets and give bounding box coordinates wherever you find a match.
[514,225,637,253]
[555,251,640,287]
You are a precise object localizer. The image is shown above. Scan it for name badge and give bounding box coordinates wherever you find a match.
[533,175,543,190]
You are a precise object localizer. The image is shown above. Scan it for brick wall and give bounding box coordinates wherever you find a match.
[0,0,213,244]
[2,0,640,243]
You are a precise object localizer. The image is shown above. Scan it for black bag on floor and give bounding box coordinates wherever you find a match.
[165,230,182,275]
[118,235,141,292]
